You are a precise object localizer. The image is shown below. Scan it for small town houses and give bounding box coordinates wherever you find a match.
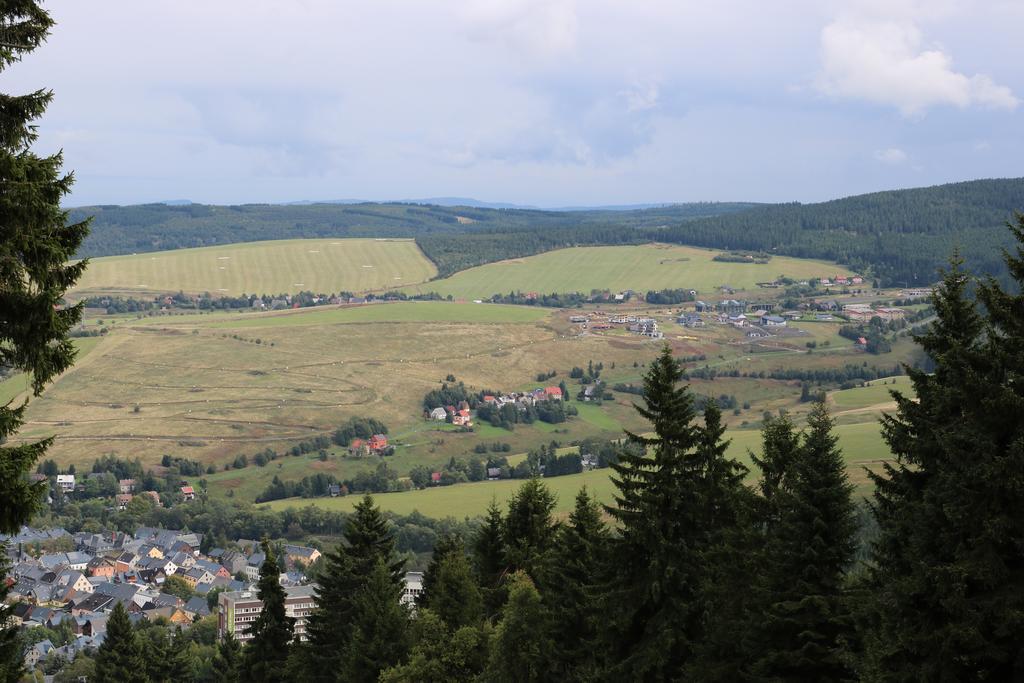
[348,433,391,456]
[1,524,323,671]
[481,386,563,412]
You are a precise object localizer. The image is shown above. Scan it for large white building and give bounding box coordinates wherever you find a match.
[218,585,316,643]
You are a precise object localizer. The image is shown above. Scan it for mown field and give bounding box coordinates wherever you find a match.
[71,238,437,298]
[406,243,856,300]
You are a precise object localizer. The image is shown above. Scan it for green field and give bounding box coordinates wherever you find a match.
[829,375,914,410]
[208,301,549,328]
[408,244,856,300]
[263,419,890,518]
[72,238,437,298]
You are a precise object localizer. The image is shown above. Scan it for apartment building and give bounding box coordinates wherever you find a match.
[217,585,316,643]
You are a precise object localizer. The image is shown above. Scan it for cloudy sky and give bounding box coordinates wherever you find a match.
[8,0,1022,206]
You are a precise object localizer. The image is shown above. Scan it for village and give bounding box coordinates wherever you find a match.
[2,522,425,671]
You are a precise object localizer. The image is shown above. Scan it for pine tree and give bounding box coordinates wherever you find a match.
[545,487,608,680]
[417,533,463,609]
[473,499,506,616]
[750,401,857,681]
[304,495,404,681]
[94,602,147,683]
[599,345,707,679]
[379,610,491,683]
[241,539,293,683]
[867,233,1024,678]
[0,5,89,679]
[425,549,484,630]
[503,478,557,580]
[211,632,241,683]
[340,559,411,683]
[485,572,551,683]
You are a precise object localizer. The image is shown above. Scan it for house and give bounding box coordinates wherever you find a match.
[677,313,704,327]
[430,472,442,485]
[401,572,424,609]
[760,315,787,327]
[24,639,54,669]
[746,327,771,339]
[543,386,563,401]
[428,406,447,421]
[348,439,370,457]
[86,557,116,578]
[569,315,587,323]
[451,410,472,427]
[694,300,712,313]
[181,567,216,589]
[715,299,747,315]
[118,479,136,494]
[115,493,133,511]
[56,475,75,493]
[283,545,322,567]
[328,484,342,497]
[487,467,501,480]
[367,434,389,451]
[180,486,195,501]
[244,553,266,582]
[874,307,906,321]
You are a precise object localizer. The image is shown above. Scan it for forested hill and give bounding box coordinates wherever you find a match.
[653,178,1024,286]
[69,201,756,261]
[69,178,1024,285]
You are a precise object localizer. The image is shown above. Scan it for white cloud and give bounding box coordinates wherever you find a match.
[459,0,578,58]
[817,15,1018,116]
[874,147,908,164]
[619,81,660,112]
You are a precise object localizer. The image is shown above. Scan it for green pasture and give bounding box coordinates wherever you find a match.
[829,375,914,410]
[72,238,437,298]
[409,244,855,300]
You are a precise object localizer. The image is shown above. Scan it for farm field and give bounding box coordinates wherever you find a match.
[207,301,549,328]
[262,419,890,518]
[407,243,857,300]
[71,238,437,298]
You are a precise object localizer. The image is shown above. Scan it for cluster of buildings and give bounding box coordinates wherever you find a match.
[428,402,474,426]
[481,386,563,410]
[1,525,321,668]
[569,312,663,338]
[347,434,390,456]
[841,303,906,322]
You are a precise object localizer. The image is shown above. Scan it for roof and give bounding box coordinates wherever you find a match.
[180,486,195,495]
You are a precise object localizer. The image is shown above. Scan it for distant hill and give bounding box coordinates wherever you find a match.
[68,179,1024,286]
[652,178,1024,286]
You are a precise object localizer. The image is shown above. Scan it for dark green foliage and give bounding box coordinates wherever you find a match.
[331,417,388,446]
[544,487,608,679]
[379,610,491,682]
[241,539,293,683]
[602,346,748,680]
[502,478,557,580]
[304,495,405,681]
[0,0,89,553]
[419,534,483,629]
[472,500,506,616]
[341,559,410,683]
[485,572,551,683]
[866,223,1024,679]
[94,602,146,683]
[211,632,241,683]
[750,402,857,681]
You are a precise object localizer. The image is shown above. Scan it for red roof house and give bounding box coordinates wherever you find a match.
[368,434,389,451]
[544,386,563,399]
[430,472,442,484]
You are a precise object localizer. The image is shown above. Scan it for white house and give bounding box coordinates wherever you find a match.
[428,407,447,421]
[56,475,75,493]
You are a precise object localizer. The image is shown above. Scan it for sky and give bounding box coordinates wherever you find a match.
[7,0,1023,207]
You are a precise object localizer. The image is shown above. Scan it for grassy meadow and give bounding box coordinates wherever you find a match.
[406,244,856,300]
[71,238,437,298]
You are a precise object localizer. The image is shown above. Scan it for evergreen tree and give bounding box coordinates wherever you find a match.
[211,632,241,683]
[417,532,463,609]
[340,559,411,683]
[0,4,89,679]
[94,602,147,683]
[750,401,857,681]
[545,487,608,680]
[485,572,551,683]
[503,477,557,580]
[599,345,708,679]
[751,412,801,511]
[867,231,1024,678]
[241,539,293,683]
[379,610,491,683]
[472,499,506,616]
[304,495,404,681]
[425,549,484,630]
